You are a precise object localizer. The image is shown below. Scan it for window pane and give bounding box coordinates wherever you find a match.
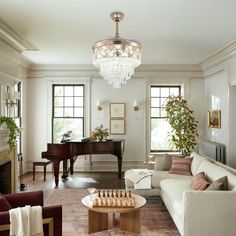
[65,97,73,107]
[65,108,73,117]
[74,108,83,117]
[54,86,63,96]
[151,119,172,151]
[52,85,84,143]
[161,97,168,107]
[151,87,160,97]
[54,97,63,106]
[54,108,63,117]
[151,108,160,117]
[74,97,83,106]
[170,87,180,96]
[53,118,83,143]
[65,86,73,96]
[161,108,167,117]
[151,98,160,107]
[161,87,169,97]
[74,86,83,96]
[150,85,181,152]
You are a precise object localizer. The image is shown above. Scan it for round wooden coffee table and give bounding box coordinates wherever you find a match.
[82,192,146,234]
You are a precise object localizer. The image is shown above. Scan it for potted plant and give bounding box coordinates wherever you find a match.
[165,96,198,156]
[91,124,109,142]
[0,116,20,151]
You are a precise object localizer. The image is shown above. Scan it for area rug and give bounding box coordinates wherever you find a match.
[45,189,180,236]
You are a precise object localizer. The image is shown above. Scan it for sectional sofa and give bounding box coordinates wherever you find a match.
[125,152,236,236]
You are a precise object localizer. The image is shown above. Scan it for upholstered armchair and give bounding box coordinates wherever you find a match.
[0,191,62,236]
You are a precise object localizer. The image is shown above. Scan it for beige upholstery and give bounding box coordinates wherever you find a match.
[125,152,236,236]
[190,151,210,175]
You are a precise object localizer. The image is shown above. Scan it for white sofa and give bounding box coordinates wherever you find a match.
[125,152,236,236]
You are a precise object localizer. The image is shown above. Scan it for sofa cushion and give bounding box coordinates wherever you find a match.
[0,196,12,212]
[206,176,228,190]
[160,179,192,219]
[190,152,210,175]
[169,157,192,176]
[197,161,236,190]
[125,169,192,188]
[191,172,209,190]
[154,154,172,171]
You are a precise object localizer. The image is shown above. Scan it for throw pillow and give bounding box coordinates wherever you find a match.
[154,154,172,171]
[206,176,228,191]
[192,172,209,190]
[169,156,192,176]
[0,196,12,212]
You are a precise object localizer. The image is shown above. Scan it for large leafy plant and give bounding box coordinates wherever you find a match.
[0,116,20,151]
[165,96,198,156]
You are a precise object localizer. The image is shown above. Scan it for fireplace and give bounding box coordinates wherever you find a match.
[0,129,17,193]
[0,161,11,193]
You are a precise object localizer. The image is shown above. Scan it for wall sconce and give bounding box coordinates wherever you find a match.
[96,100,102,111]
[4,91,20,107]
[134,100,139,111]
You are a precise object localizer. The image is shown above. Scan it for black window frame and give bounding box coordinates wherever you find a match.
[52,84,85,143]
[150,85,181,153]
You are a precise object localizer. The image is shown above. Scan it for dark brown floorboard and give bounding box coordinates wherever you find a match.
[22,171,125,200]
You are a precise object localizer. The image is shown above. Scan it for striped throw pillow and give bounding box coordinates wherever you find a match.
[169,156,192,176]
[192,172,209,190]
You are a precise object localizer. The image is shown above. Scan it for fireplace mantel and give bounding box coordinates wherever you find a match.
[0,129,17,193]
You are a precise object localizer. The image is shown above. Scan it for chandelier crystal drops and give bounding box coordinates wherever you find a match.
[92,12,141,88]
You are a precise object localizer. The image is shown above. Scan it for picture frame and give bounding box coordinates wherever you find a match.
[110,119,125,135]
[110,103,125,118]
[208,109,221,128]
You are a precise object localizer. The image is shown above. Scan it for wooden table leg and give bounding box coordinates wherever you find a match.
[120,209,140,234]
[88,210,108,234]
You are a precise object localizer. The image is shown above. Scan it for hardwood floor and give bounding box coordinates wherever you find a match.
[22,171,125,200]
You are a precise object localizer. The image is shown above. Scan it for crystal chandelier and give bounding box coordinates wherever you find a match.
[92,12,141,88]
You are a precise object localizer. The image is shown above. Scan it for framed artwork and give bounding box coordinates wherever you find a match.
[110,103,125,118]
[208,109,221,128]
[110,119,125,135]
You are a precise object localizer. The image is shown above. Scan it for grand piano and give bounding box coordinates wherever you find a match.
[42,139,125,187]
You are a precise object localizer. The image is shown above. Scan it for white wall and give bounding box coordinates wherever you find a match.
[229,85,236,168]
[204,71,230,162]
[26,65,204,171]
[201,42,236,167]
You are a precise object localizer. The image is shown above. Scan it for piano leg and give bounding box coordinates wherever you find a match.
[70,157,74,175]
[53,160,60,187]
[118,158,122,178]
[62,159,68,179]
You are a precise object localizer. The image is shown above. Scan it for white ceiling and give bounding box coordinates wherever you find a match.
[1,0,236,65]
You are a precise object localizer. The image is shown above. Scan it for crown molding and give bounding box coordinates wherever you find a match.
[199,40,236,71]
[0,17,37,53]
[28,64,203,78]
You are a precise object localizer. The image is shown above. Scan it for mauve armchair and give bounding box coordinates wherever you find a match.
[0,191,62,236]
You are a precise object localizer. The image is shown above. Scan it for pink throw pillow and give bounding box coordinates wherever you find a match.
[192,172,209,190]
[169,156,192,176]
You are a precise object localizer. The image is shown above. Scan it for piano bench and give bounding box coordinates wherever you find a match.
[33,161,52,181]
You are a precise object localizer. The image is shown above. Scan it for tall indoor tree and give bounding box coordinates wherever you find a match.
[165,96,198,156]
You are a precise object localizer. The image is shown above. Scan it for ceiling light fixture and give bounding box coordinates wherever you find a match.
[92,12,141,88]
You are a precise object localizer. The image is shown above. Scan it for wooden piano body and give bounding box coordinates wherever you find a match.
[42,140,124,187]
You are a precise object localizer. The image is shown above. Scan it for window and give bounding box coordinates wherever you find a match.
[150,85,181,152]
[14,81,22,154]
[52,85,84,143]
